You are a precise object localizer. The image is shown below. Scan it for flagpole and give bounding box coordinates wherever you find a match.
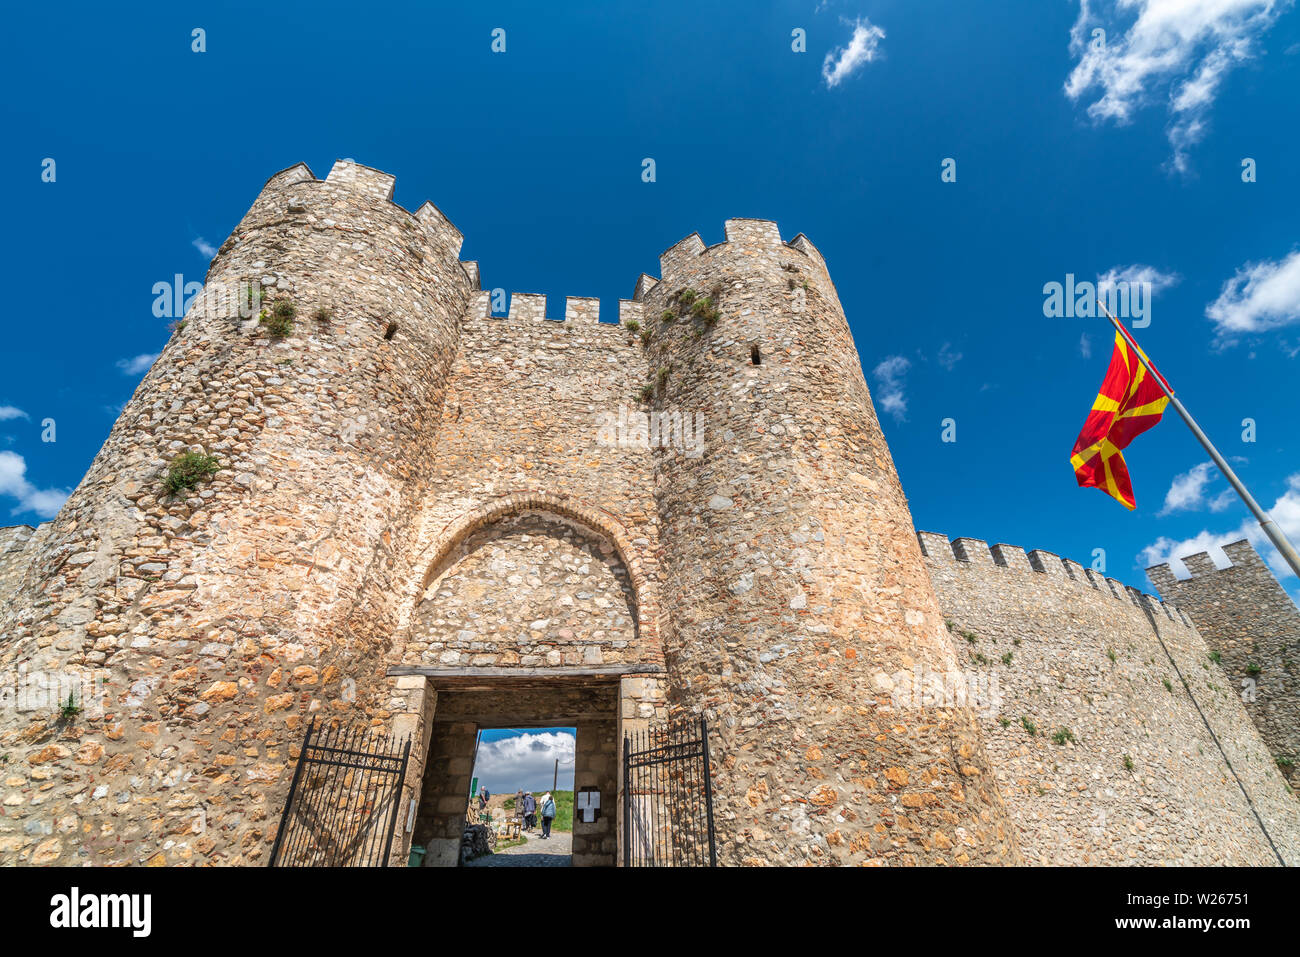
[1097,301,1300,579]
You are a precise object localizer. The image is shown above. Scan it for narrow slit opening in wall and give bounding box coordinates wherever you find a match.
[383,321,399,341]
[750,344,761,365]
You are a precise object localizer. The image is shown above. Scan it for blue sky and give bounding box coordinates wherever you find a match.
[472,728,576,794]
[3,0,1300,604]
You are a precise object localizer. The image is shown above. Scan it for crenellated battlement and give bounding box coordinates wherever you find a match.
[921,527,1300,864]
[232,171,838,345]
[1145,538,1266,593]
[1144,537,1300,789]
[236,159,469,265]
[221,167,842,357]
[637,218,831,294]
[478,293,628,326]
[919,531,1194,626]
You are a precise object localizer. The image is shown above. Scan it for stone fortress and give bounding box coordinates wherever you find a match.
[0,160,1296,867]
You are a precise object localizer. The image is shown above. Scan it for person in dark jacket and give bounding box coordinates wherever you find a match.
[523,792,537,830]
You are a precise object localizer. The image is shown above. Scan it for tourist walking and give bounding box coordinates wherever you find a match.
[523,791,536,830]
[540,792,556,839]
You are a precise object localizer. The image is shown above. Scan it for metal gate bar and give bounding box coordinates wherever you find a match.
[269,717,411,867]
[623,714,717,866]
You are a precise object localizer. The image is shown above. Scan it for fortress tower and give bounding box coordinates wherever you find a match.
[635,222,1019,865]
[1,161,1293,867]
[1148,541,1300,788]
[0,161,474,865]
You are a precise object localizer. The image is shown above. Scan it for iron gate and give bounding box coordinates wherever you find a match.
[623,714,717,866]
[269,717,411,867]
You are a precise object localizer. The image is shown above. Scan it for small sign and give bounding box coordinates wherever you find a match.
[577,786,601,823]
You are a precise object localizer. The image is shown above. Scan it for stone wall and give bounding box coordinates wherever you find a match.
[405,513,639,670]
[0,525,39,606]
[1148,540,1300,787]
[922,532,1300,865]
[635,220,1020,865]
[383,289,662,675]
[0,161,474,865]
[572,714,619,866]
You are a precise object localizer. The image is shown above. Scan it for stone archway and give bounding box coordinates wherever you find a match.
[402,510,638,671]
[384,497,667,867]
[409,492,662,651]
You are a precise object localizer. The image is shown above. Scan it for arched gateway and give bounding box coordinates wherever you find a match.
[381,499,669,867]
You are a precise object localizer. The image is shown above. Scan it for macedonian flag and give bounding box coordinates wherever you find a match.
[1070,329,1170,510]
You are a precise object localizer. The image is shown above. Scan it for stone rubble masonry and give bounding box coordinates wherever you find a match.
[0,524,50,607]
[637,219,1019,865]
[0,160,473,866]
[0,159,1290,867]
[921,532,1299,865]
[1148,540,1300,788]
[406,513,639,671]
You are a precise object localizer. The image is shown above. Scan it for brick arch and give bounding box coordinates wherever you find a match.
[413,492,661,654]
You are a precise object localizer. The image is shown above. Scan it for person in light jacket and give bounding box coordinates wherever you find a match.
[540,792,557,839]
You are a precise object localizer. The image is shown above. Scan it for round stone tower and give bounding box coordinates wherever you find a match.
[638,220,1019,865]
[0,161,473,865]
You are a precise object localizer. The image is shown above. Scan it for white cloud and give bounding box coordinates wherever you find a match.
[822,16,886,88]
[1158,461,1235,515]
[1080,332,1093,358]
[192,236,217,258]
[471,730,575,794]
[0,406,29,421]
[1065,0,1288,173]
[0,450,68,518]
[872,355,911,421]
[1097,263,1180,296]
[937,342,963,371]
[1205,247,1300,340]
[1141,471,1300,582]
[116,353,159,376]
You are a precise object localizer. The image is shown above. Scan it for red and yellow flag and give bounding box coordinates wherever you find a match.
[1070,330,1170,509]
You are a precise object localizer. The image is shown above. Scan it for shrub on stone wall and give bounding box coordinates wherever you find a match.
[260,300,297,338]
[162,451,221,496]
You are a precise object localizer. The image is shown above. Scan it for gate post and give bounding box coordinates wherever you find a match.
[387,676,439,867]
[622,734,632,867]
[700,715,717,867]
